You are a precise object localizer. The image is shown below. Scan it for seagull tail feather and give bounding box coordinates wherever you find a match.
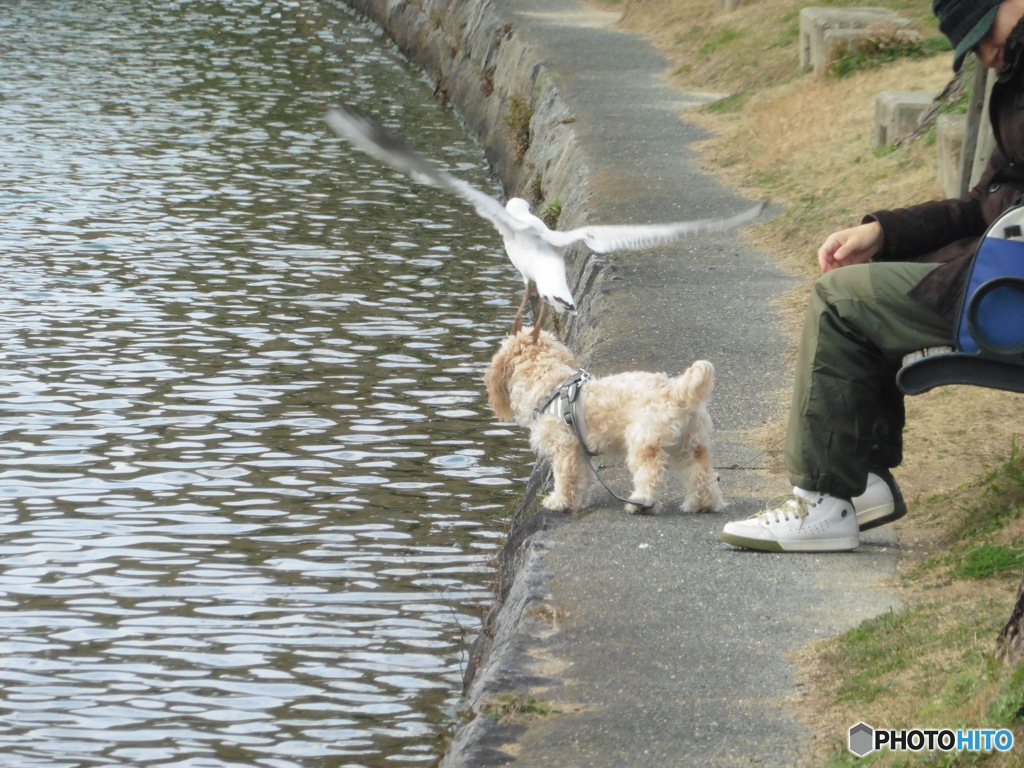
[546,295,577,315]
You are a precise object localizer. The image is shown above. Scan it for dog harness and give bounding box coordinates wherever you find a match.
[534,369,594,454]
[533,369,654,512]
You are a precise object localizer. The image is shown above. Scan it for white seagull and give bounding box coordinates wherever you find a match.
[326,104,764,340]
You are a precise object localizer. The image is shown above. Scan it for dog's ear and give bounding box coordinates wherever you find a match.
[484,344,516,422]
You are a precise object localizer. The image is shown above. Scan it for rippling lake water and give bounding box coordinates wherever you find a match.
[0,1,530,765]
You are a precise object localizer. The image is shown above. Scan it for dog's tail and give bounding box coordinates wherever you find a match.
[671,360,714,405]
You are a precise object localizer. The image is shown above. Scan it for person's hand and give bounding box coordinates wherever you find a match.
[817,221,883,272]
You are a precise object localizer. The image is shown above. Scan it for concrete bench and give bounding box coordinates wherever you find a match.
[800,7,919,76]
[872,91,968,197]
[874,91,934,146]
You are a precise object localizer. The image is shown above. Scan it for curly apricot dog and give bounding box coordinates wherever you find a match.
[484,328,724,514]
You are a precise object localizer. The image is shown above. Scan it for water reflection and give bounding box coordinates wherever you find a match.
[0,0,527,764]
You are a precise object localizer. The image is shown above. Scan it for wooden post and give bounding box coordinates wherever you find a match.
[959,56,995,196]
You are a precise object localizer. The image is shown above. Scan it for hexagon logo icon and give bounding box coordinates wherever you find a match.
[849,722,875,757]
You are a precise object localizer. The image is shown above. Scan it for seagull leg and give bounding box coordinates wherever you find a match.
[511,283,532,335]
[531,300,548,342]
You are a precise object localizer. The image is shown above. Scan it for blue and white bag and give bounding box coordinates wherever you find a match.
[954,205,1024,358]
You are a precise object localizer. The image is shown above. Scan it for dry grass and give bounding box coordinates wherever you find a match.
[588,0,947,274]
[691,62,947,274]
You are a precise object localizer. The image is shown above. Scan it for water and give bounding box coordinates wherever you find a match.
[0,1,529,765]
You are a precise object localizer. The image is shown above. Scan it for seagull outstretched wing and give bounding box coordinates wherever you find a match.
[325,105,523,240]
[545,204,766,253]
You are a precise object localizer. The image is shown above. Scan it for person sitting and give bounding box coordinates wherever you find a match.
[722,0,1024,552]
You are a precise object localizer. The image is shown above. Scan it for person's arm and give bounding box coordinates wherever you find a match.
[866,197,985,262]
[817,221,882,272]
[865,150,1024,263]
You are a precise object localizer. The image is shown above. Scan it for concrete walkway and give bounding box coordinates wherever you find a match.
[437,1,902,765]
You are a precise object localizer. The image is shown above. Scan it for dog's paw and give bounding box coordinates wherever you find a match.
[625,500,654,515]
[542,497,574,514]
[682,495,726,513]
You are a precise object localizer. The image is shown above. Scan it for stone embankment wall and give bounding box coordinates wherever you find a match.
[341,1,600,764]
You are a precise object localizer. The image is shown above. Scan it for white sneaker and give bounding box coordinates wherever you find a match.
[720,488,859,552]
[853,470,907,531]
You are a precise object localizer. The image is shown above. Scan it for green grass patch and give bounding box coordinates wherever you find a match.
[504,92,533,162]
[954,544,1024,581]
[831,34,951,79]
[699,28,743,57]
[987,662,1024,724]
[708,92,747,114]
[830,610,925,706]
[482,693,559,721]
[539,200,562,229]
[949,442,1024,541]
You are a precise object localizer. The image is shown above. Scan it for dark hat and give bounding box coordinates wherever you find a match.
[933,0,1001,71]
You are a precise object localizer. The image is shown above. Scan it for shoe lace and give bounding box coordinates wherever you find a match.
[755,495,809,524]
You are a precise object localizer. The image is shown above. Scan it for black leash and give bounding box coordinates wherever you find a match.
[574,423,655,513]
[659,435,787,508]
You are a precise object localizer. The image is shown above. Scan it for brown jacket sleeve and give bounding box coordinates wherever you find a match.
[859,149,1024,317]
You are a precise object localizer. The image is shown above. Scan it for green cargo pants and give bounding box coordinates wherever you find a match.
[784,261,953,499]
